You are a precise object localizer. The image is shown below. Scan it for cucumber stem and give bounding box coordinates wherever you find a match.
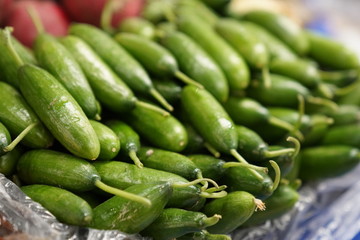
[204,185,227,193]
[136,100,170,117]
[3,122,38,153]
[262,66,271,88]
[202,214,222,228]
[1,28,24,67]
[204,142,221,158]
[149,88,174,112]
[197,171,209,192]
[94,179,151,207]
[230,149,265,180]
[268,116,304,140]
[172,178,219,189]
[335,79,360,96]
[94,114,102,121]
[26,6,45,34]
[269,160,280,193]
[129,150,143,168]
[200,190,227,199]
[286,136,301,158]
[264,148,295,159]
[174,71,204,89]
[100,0,119,34]
[316,83,334,99]
[222,161,268,173]
[307,96,339,112]
[254,198,266,211]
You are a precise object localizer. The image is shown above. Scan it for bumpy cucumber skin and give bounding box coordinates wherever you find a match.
[138,147,200,180]
[161,31,229,102]
[242,184,299,227]
[236,125,268,162]
[93,161,202,209]
[0,82,53,149]
[89,120,120,161]
[188,154,226,182]
[17,150,100,192]
[0,147,22,177]
[307,31,359,70]
[115,33,179,77]
[177,11,250,91]
[0,122,11,156]
[18,64,100,160]
[181,85,237,154]
[34,34,98,119]
[61,35,136,113]
[91,182,172,233]
[299,145,360,180]
[242,10,309,55]
[69,23,154,94]
[118,17,156,40]
[141,208,213,240]
[21,184,93,226]
[127,104,188,152]
[203,191,256,234]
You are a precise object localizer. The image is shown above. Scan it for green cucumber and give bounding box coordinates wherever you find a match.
[160,30,229,102]
[69,23,173,112]
[91,182,171,233]
[12,36,37,65]
[177,230,232,240]
[89,120,120,161]
[34,33,98,119]
[118,17,156,39]
[21,184,93,226]
[153,78,182,105]
[188,154,227,182]
[18,64,100,160]
[141,208,221,240]
[0,82,53,149]
[0,146,22,177]
[0,122,11,156]
[322,124,360,148]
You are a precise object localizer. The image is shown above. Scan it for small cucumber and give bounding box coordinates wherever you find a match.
[0,122,11,156]
[322,124,360,148]
[34,34,98,119]
[12,36,37,65]
[242,183,299,227]
[126,103,188,152]
[177,10,250,91]
[188,154,227,182]
[89,120,120,161]
[0,146,22,177]
[203,191,264,234]
[17,150,151,206]
[241,10,309,55]
[137,147,202,180]
[105,120,143,168]
[141,208,221,240]
[160,30,229,102]
[153,78,182,105]
[141,0,177,23]
[307,31,359,70]
[323,105,360,126]
[299,145,360,180]
[91,182,172,233]
[118,17,156,40]
[18,64,100,160]
[0,82,53,149]
[21,184,93,226]
[177,0,219,26]
[69,23,173,111]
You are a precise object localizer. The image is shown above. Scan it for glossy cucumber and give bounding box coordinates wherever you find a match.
[0,122,11,156]
[34,34,98,119]
[177,10,250,91]
[21,184,93,226]
[153,78,182,105]
[141,208,221,240]
[307,31,359,70]
[118,17,156,40]
[242,183,299,227]
[69,23,172,111]
[12,36,37,65]
[89,120,120,161]
[138,147,201,180]
[188,154,227,182]
[18,64,100,160]
[299,145,360,180]
[126,103,187,152]
[61,35,137,113]
[0,82,53,149]
[322,124,360,148]
[93,161,203,209]
[0,147,22,177]
[242,10,309,55]
[203,191,261,234]
[91,182,171,233]
[161,30,229,102]
[215,18,269,69]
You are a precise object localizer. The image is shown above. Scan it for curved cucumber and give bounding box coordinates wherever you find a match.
[118,17,156,40]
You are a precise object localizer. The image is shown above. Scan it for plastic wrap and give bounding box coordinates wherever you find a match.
[2,164,360,240]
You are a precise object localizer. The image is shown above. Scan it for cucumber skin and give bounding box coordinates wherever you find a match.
[34,34,98,119]
[18,64,100,160]
[21,184,93,226]
[91,182,172,233]
[0,147,22,177]
[0,122,11,156]
[0,82,53,149]
[17,150,100,192]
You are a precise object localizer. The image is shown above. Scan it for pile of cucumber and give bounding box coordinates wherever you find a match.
[1,0,360,239]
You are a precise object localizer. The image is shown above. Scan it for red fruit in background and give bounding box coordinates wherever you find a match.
[0,0,14,26]
[6,0,70,47]
[62,0,145,27]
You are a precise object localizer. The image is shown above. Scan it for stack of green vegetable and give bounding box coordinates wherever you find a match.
[1,0,360,239]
